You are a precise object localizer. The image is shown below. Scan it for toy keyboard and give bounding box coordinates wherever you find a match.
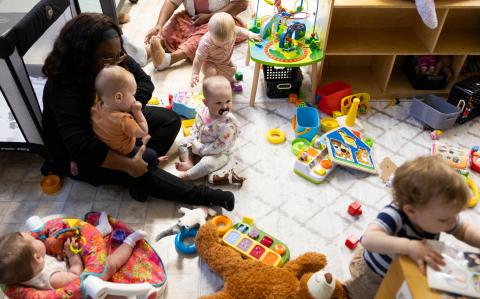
[432,142,470,170]
[221,222,290,267]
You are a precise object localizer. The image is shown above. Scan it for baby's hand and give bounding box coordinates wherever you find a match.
[191,74,199,87]
[131,101,143,113]
[63,238,80,259]
[408,239,445,274]
[191,140,202,155]
[250,33,261,42]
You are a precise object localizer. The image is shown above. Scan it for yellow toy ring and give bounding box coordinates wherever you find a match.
[467,177,478,208]
[211,215,233,237]
[69,235,86,255]
[266,128,286,144]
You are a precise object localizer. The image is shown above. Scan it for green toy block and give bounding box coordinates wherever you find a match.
[235,71,243,81]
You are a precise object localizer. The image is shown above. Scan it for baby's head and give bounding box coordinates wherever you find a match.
[392,156,470,234]
[95,65,137,112]
[208,12,236,46]
[0,232,46,285]
[202,76,233,117]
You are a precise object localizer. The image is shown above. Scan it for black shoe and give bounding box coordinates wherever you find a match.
[128,187,148,202]
[208,189,235,211]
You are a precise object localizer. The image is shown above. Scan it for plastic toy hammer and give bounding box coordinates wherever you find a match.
[155,207,217,241]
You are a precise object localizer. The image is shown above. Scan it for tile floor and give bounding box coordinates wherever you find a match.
[1,0,480,298]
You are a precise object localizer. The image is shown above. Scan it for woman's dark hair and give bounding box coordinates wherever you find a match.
[42,13,124,85]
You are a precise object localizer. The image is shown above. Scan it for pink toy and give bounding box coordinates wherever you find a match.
[345,235,360,250]
[472,146,480,173]
[348,201,362,217]
[260,236,273,248]
[429,130,443,140]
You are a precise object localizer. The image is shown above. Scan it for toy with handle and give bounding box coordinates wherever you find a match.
[155,207,217,241]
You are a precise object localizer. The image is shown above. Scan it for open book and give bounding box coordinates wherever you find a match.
[426,240,480,298]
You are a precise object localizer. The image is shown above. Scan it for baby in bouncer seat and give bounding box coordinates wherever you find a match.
[0,212,146,290]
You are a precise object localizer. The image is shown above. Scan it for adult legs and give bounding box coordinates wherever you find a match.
[142,106,181,156]
[74,162,235,210]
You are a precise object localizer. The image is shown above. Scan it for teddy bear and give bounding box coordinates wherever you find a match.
[195,221,347,299]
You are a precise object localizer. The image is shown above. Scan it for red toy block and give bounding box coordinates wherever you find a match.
[345,235,360,250]
[348,201,362,216]
[260,236,273,248]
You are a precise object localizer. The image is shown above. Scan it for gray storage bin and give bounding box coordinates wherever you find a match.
[409,94,461,130]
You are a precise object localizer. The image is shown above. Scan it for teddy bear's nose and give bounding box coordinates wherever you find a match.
[324,273,332,284]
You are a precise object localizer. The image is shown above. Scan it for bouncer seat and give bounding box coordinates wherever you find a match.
[1,212,167,299]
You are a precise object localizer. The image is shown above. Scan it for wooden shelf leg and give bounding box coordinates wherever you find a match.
[311,62,318,105]
[249,62,261,107]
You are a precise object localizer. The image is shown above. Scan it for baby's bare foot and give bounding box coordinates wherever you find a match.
[150,36,165,68]
[175,160,194,171]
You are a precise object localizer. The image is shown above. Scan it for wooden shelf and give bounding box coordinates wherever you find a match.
[320,65,384,96]
[327,28,429,54]
[387,68,451,96]
[334,0,480,9]
[316,0,480,99]
[435,30,480,54]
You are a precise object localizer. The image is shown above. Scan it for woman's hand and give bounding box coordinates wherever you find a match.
[408,239,445,274]
[145,25,162,44]
[127,145,149,177]
[191,74,199,87]
[192,13,212,26]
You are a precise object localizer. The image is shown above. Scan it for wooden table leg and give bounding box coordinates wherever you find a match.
[249,62,261,107]
[245,44,250,66]
[311,62,318,105]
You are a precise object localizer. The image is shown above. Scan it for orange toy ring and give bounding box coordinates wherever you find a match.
[211,215,233,236]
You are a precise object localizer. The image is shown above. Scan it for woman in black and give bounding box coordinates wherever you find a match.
[41,13,234,210]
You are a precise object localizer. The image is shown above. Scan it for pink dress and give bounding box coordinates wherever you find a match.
[161,0,247,61]
[192,27,251,79]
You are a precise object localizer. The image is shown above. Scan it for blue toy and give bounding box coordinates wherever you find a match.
[175,227,199,254]
[172,92,205,119]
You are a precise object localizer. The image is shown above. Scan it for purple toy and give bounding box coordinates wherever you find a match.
[112,229,127,243]
[232,82,243,92]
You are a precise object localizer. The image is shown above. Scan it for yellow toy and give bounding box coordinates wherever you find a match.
[321,118,339,132]
[466,177,478,208]
[336,98,364,132]
[340,93,370,115]
[266,128,286,144]
[181,119,195,136]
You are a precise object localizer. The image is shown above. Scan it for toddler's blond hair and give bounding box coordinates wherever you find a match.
[392,155,469,209]
[95,65,135,100]
[208,12,235,42]
[202,76,232,100]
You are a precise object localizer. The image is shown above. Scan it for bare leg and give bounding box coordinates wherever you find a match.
[170,49,188,65]
[175,145,194,171]
[202,64,219,78]
[150,36,166,68]
[101,230,147,280]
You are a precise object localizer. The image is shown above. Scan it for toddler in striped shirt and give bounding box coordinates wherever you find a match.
[344,156,480,299]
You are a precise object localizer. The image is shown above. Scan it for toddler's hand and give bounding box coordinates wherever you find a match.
[131,101,143,113]
[63,238,80,259]
[250,33,261,42]
[191,74,199,87]
[408,239,445,274]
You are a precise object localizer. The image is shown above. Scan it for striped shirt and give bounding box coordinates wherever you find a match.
[363,203,460,277]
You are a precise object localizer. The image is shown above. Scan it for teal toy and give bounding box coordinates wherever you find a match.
[235,71,243,81]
